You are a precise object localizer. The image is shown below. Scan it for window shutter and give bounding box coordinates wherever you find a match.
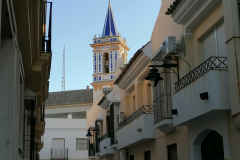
[202,30,217,61]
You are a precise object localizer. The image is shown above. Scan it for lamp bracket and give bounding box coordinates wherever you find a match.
[148,64,178,68]
[148,60,179,80]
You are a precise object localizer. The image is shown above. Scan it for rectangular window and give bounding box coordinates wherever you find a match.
[130,155,134,160]
[144,151,151,160]
[99,76,101,80]
[98,40,100,43]
[76,138,88,150]
[167,144,178,160]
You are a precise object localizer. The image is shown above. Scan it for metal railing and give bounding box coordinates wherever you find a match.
[175,57,228,91]
[51,148,68,160]
[154,94,172,124]
[88,143,95,157]
[100,132,110,141]
[118,105,154,130]
[42,2,52,53]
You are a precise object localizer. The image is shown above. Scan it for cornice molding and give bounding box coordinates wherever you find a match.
[46,103,93,109]
[118,54,150,90]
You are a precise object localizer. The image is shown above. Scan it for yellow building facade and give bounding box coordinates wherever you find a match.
[86,0,240,160]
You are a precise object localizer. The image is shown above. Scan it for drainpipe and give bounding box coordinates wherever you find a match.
[223,0,240,132]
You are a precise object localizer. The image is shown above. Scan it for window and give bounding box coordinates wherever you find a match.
[167,143,178,160]
[202,22,227,62]
[144,151,151,160]
[130,155,134,160]
[76,139,88,150]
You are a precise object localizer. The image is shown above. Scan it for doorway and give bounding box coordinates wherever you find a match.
[201,131,224,160]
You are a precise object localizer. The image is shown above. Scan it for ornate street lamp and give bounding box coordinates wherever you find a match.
[85,129,93,139]
[145,67,163,87]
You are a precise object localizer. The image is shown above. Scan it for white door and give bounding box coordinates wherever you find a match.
[52,138,65,158]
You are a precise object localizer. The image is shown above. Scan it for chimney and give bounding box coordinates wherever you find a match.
[86,85,90,89]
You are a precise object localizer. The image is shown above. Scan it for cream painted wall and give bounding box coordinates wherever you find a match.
[87,92,107,132]
[151,0,183,54]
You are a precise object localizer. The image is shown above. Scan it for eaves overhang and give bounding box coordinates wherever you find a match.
[114,41,151,86]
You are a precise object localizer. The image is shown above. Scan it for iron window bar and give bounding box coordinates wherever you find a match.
[51,148,68,160]
[88,143,95,157]
[118,105,154,130]
[42,2,52,53]
[153,94,172,124]
[175,56,228,91]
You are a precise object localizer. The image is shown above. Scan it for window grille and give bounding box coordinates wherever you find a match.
[144,151,151,160]
[130,155,134,160]
[76,139,88,150]
[167,144,178,160]
[153,68,173,123]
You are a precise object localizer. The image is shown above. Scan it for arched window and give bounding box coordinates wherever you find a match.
[103,52,109,73]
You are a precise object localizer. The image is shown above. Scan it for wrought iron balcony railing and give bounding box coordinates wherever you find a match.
[100,132,110,142]
[51,148,68,160]
[118,105,154,130]
[154,94,172,124]
[175,56,228,91]
[42,2,52,53]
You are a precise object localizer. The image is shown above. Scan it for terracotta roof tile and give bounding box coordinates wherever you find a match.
[45,89,93,106]
[165,0,183,15]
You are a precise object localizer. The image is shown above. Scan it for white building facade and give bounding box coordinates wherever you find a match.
[0,0,52,159]
[40,89,93,160]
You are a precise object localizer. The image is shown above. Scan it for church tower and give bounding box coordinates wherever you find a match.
[90,1,130,102]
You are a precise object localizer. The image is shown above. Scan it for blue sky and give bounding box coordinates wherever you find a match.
[49,0,162,92]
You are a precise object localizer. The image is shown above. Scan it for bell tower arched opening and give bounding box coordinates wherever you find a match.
[103,52,109,73]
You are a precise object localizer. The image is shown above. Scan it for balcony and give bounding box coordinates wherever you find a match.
[99,133,116,157]
[51,148,68,160]
[172,57,230,126]
[116,105,155,150]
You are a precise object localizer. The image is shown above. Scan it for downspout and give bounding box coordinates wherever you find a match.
[30,103,34,160]
[230,0,240,133]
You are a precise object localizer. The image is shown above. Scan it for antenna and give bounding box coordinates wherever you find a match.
[62,44,65,91]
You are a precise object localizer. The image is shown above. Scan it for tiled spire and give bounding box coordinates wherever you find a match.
[102,1,118,37]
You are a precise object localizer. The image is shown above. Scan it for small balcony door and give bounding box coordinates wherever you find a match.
[52,138,65,158]
[202,21,227,66]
